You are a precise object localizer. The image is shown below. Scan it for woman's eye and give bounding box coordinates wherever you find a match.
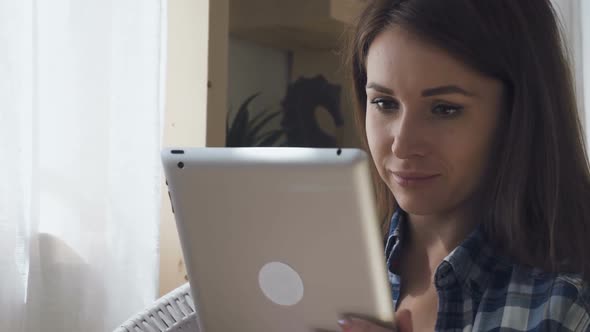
[370,98,399,112]
[432,104,462,117]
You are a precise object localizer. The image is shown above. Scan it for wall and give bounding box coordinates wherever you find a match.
[159,0,228,296]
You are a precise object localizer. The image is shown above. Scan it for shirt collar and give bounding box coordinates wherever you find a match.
[384,209,404,274]
[385,209,511,297]
[438,223,511,298]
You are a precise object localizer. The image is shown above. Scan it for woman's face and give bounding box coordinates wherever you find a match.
[365,27,504,217]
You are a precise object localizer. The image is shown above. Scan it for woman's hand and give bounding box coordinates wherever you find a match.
[336,309,413,332]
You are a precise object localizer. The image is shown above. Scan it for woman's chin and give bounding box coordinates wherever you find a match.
[394,195,444,216]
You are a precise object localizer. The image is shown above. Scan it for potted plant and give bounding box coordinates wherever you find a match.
[226,93,285,147]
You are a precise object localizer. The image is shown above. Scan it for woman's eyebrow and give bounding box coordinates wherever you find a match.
[366,82,476,97]
[421,85,475,97]
[366,82,393,94]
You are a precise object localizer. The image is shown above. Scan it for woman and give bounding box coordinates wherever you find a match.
[338,0,590,331]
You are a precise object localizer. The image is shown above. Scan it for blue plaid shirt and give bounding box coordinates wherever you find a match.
[385,210,590,331]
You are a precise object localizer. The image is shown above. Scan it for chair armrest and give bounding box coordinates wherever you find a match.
[113,283,200,332]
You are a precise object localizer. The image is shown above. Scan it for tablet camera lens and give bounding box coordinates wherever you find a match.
[336,148,342,156]
[177,162,184,169]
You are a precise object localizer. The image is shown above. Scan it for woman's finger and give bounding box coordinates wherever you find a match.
[337,317,395,332]
[336,309,414,332]
[394,309,413,332]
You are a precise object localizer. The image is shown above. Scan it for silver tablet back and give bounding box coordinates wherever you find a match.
[162,148,393,332]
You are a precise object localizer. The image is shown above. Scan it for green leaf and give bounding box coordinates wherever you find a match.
[256,130,284,147]
[226,93,259,147]
[249,107,272,126]
[250,110,283,138]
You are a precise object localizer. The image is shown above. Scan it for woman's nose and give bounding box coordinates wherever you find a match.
[390,112,427,159]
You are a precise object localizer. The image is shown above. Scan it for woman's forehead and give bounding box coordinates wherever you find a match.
[365,27,500,98]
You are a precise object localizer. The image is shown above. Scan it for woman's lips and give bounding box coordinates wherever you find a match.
[390,171,441,187]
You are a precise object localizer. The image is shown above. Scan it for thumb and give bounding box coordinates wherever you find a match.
[394,309,413,332]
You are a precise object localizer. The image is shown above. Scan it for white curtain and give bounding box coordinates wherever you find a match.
[581,1,590,149]
[0,0,164,331]
[552,0,589,148]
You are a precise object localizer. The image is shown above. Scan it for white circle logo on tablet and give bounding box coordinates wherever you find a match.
[258,262,304,306]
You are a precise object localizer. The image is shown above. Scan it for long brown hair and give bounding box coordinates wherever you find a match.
[347,0,590,278]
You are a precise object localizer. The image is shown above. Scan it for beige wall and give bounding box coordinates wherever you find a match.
[207,0,229,148]
[160,0,228,296]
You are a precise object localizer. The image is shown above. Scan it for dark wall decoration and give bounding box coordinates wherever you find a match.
[226,75,344,148]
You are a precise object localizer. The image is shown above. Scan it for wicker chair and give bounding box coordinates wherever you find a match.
[113,283,200,332]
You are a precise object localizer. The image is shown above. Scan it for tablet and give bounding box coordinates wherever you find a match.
[162,147,394,332]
